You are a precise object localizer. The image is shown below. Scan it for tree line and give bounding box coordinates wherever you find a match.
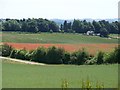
[1,44,120,65]
[0,18,119,36]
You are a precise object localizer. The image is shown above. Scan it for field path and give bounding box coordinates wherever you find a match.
[0,56,46,66]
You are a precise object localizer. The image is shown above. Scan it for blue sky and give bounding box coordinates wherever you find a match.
[0,0,119,19]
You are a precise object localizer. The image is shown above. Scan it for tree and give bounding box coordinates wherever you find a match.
[92,20,101,33]
[49,21,59,32]
[0,20,4,31]
[3,19,21,31]
[31,47,47,63]
[46,46,65,64]
[62,52,71,64]
[96,51,104,64]
[60,24,63,30]
[37,21,49,32]
[15,49,28,60]
[26,19,38,32]
[109,22,119,34]
[1,44,13,57]
[63,20,68,32]
[72,49,89,65]
[100,28,109,37]
[72,19,81,33]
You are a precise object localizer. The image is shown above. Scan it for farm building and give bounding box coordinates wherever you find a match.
[86,31,94,36]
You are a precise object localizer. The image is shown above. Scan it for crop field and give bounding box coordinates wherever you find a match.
[2,59,118,88]
[3,42,117,54]
[1,32,118,44]
[1,32,118,54]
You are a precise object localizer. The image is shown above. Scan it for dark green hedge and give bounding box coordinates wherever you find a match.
[1,44,119,65]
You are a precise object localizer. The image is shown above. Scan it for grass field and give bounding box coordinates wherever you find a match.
[2,59,118,88]
[1,32,118,44]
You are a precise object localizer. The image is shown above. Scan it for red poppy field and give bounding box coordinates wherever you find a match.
[3,42,118,54]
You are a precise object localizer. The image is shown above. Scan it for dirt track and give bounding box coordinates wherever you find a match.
[0,56,46,65]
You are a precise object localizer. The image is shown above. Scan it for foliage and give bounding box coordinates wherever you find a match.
[114,46,120,63]
[95,51,105,64]
[61,79,69,89]
[104,46,120,64]
[1,44,13,57]
[14,49,28,60]
[72,49,89,65]
[62,52,71,64]
[2,18,59,32]
[1,44,119,65]
[1,18,119,35]
[30,47,47,63]
[82,79,104,89]
[10,49,17,58]
[100,28,109,37]
[46,46,65,64]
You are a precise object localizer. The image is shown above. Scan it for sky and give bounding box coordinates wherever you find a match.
[0,0,119,19]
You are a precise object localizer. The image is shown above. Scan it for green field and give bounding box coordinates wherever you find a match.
[2,59,118,88]
[1,32,118,44]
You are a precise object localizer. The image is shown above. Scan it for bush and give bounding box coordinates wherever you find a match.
[69,55,77,64]
[15,49,28,60]
[46,46,65,64]
[30,47,47,63]
[72,49,89,65]
[96,51,105,64]
[85,59,96,65]
[24,50,34,61]
[104,53,114,64]
[114,46,120,63]
[1,44,13,57]
[10,49,17,58]
[62,52,71,64]
[100,28,109,37]
[104,46,120,64]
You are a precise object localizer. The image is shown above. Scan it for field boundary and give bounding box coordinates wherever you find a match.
[0,56,46,66]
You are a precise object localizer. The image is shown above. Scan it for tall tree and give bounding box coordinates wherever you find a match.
[72,19,81,33]
[63,20,68,32]
[92,20,101,33]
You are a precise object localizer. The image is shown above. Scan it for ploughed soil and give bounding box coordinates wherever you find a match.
[2,42,118,54]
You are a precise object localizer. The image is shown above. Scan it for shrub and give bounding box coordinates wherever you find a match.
[15,49,28,60]
[1,44,13,57]
[114,46,120,63]
[100,28,109,37]
[61,79,69,89]
[104,52,115,64]
[69,55,77,64]
[96,51,105,64]
[85,60,96,65]
[104,46,120,64]
[23,50,34,61]
[10,49,17,58]
[62,52,71,64]
[30,47,46,63]
[46,46,65,64]
[72,49,89,65]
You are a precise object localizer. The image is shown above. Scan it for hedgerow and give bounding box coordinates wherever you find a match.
[1,44,119,65]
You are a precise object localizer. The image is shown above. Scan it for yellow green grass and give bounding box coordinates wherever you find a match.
[2,59,118,88]
[1,32,118,44]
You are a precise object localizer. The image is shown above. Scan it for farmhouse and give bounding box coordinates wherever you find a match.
[86,31,94,36]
